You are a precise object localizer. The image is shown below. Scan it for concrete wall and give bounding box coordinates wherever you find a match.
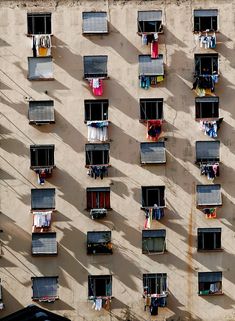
[0,0,235,320]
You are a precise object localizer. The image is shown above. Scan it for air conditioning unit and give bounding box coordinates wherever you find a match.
[90,208,107,219]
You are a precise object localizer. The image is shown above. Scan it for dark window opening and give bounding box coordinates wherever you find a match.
[87,231,112,255]
[87,188,110,209]
[85,144,110,166]
[195,54,218,76]
[194,10,218,32]
[198,272,222,295]
[195,97,219,119]
[30,145,54,168]
[27,13,51,35]
[88,275,112,297]
[198,228,221,250]
[143,273,167,295]
[85,100,108,121]
[142,186,165,207]
[138,11,162,33]
[142,230,166,254]
[140,99,163,120]
[84,55,108,78]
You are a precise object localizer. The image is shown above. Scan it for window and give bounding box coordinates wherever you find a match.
[30,144,55,168]
[198,228,221,251]
[194,9,218,32]
[142,186,165,208]
[85,143,109,166]
[195,54,218,76]
[87,231,112,255]
[142,230,166,254]
[198,272,222,295]
[139,55,164,77]
[28,57,53,80]
[31,188,55,210]
[140,99,163,121]
[196,141,220,163]
[84,56,108,78]
[196,184,222,207]
[29,100,55,124]
[27,12,51,35]
[32,232,57,255]
[31,276,58,301]
[87,187,110,209]
[88,275,112,298]
[140,142,166,164]
[82,12,108,34]
[143,273,167,295]
[85,100,108,122]
[138,11,162,33]
[195,97,219,119]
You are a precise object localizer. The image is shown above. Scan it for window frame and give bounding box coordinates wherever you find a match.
[137,10,163,33]
[142,229,166,254]
[197,228,222,251]
[84,99,108,122]
[32,232,57,256]
[27,12,52,35]
[82,11,108,34]
[143,273,167,295]
[86,187,110,209]
[28,57,54,81]
[88,275,112,298]
[198,272,223,296]
[30,144,55,169]
[195,97,219,120]
[31,276,58,301]
[87,231,112,255]
[139,98,163,121]
[141,186,165,208]
[31,188,56,211]
[28,100,55,124]
[193,10,218,32]
[196,184,222,207]
[85,143,110,166]
[194,53,219,76]
[83,55,108,79]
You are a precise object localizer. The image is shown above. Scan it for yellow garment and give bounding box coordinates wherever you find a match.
[38,47,48,56]
[157,75,164,82]
[205,88,212,95]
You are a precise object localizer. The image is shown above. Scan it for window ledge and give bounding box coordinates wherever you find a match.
[84,120,110,124]
[141,206,166,210]
[139,119,163,123]
[83,31,109,35]
[31,165,55,169]
[195,118,219,122]
[86,207,112,211]
[88,296,113,300]
[197,249,223,252]
[26,34,54,37]
[28,77,55,81]
[143,250,166,255]
[198,292,223,297]
[84,76,109,80]
[85,164,110,168]
[137,31,164,36]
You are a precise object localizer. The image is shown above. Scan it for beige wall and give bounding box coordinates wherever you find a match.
[0,0,235,320]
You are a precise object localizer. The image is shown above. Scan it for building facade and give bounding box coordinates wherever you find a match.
[0,0,235,320]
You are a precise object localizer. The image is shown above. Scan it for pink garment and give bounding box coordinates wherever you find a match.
[151,41,158,59]
[93,79,103,96]
[212,164,218,176]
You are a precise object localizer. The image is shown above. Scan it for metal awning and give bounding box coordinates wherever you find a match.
[142,229,166,238]
[31,188,55,210]
[140,142,166,164]
[195,97,219,103]
[198,272,222,283]
[139,55,164,76]
[83,12,108,33]
[29,100,55,123]
[196,141,220,162]
[87,231,111,243]
[85,143,110,151]
[196,184,222,206]
[28,57,53,80]
[32,232,57,255]
[32,276,58,299]
[194,9,218,17]
[87,187,110,192]
[84,56,108,77]
[198,228,221,233]
[138,11,162,21]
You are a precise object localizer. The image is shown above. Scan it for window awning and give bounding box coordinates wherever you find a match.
[28,57,53,80]
[143,229,166,238]
[198,272,222,283]
[140,142,166,164]
[194,9,218,17]
[87,231,111,243]
[195,97,219,103]
[30,144,55,150]
[32,276,58,299]
[196,141,220,161]
[84,56,108,77]
[196,184,222,206]
[85,143,110,151]
[139,55,164,76]
[87,187,110,192]
[29,100,55,123]
[83,12,108,33]
[32,232,57,255]
[31,188,55,210]
[138,11,162,21]
[198,228,221,233]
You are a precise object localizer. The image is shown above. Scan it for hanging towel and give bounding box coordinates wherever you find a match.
[93,79,103,96]
[151,41,158,59]
[142,34,147,45]
[95,298,102,311]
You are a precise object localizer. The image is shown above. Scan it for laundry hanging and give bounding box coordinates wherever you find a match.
[200,163,219,180]
[32,35,51,57]
[87,121,108,142]
[199,32,216,49]
[87,165,108,179]
[33,211,52,227]
[147,120,162,141]
[203,208,217,219]
[89,78,104,96]
[151,41,159,59]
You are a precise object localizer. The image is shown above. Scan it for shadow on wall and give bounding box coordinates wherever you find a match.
[199,292,235,310]
[164,27,188,48]
[0,289,23,318]
[85,23,141,65]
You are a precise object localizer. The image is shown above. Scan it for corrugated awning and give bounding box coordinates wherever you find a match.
[195,97,219,103]
[140,142,166,164]
[84,56,108,77]
[87,187,110,192]
[138,11,162,21]
[29,100,55,123]
[196,184,222,206]
[196,141,220,161]
[31,188,55,210]
[143,229,166,238]
[194,9,218,17]
[198,228,221,233]
[85,143,110,151]
[32,232,57,255]
[32,276,58,299]
[198,272,222,283]
[30,144,55,150]
[83,12,108,33]
[28,57,53,80]
[87,231,111,243]
[139,55,164,76]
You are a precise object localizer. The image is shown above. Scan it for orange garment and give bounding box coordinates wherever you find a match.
[38,47,48,56]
